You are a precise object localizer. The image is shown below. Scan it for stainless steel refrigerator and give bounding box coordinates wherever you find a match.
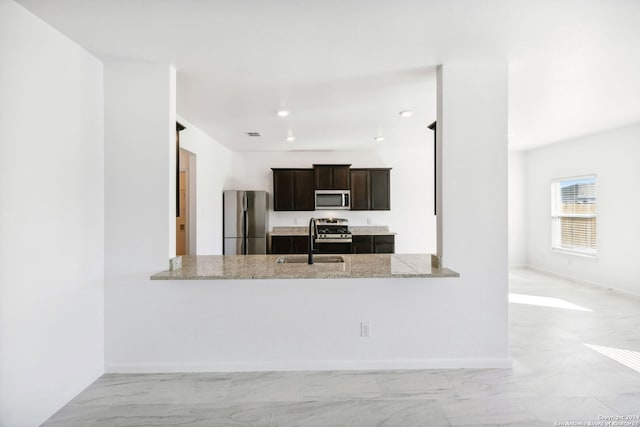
[223,190,269,255]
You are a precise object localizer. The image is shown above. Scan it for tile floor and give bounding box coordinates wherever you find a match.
[42,268,640,426]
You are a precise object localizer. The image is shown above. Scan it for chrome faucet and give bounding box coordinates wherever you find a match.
[308,217,317,264]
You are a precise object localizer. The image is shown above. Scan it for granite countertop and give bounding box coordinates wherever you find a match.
[270,226,396,236]
[268,227,307,236]
[350,226,396,236]
[151,254,458,280]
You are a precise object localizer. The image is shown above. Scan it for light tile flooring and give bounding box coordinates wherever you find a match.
[42,268,640,426]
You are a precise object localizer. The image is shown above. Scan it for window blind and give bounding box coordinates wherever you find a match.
[551,176,597,255]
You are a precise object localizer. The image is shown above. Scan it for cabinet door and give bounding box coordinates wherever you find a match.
[291,236,310,254]
[351,235,373,253]
[332,166,350,189]
[314,166,333,189]
[373,235,395,253]
[370,169,390,210]
[271,236,292,254]
[273,169,314,211]
[349,169,370,210]
[314,165,351,189]
[317,242,352,254]
[293,169,315,211]
[272,170,294,211]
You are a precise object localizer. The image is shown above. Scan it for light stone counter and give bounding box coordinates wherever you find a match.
[350,226,396,236]
[151,254,458,280]
[268,226,307,236]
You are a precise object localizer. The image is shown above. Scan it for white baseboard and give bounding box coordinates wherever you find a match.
[105,358,512,373]
[509,263,528,269]
[526,264,640,298]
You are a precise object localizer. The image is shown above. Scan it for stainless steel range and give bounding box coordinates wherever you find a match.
[315,218,352,243]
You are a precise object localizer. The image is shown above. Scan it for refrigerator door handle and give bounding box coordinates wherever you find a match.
[241,192,247,254]
[243,210,248,254]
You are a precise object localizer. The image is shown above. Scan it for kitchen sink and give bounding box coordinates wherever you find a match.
[276,255,345,264]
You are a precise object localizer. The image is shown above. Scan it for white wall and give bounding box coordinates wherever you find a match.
[0,2,105,426]
[508,150,527,266]
[230,149,436,254]
[437,63,509,362]
[110,276,510,372]
[105,62,510,372]
[526,122,640,295]
[0,4,510,404]
[177,116,234,255]
[103,62,177,372]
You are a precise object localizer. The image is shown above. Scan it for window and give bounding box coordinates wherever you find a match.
[551,175,597,256]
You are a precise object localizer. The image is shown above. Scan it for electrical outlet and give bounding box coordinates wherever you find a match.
[360,321,371,337]
[366,217,372,225]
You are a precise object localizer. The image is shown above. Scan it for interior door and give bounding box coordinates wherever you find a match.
[176,170,188,255]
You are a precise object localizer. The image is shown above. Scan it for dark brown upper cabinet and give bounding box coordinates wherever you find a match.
[313,164,351,189]
[272,168,315,211]
[350,168,391,211]
[370,169,391,210]
[349,169,370,210]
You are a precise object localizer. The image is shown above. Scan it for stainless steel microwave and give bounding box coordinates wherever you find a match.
[314,189,350,210]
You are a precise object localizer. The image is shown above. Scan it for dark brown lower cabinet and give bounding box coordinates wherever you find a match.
[351,235,374,253]
[351,235,395,254]
[316,242,352,254]
[271,235,309,254]
[373,235,395,253]
[272,235,394,254]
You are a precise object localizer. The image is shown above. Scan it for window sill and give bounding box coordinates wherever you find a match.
[551,248,598,259]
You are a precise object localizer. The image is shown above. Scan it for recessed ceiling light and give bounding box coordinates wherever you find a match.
[374,136,384,142]
[399,110,413,117]
[277,110,290,117]
[286,136,295,142]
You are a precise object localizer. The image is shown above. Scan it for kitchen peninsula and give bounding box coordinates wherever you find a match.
[151,253,458,280]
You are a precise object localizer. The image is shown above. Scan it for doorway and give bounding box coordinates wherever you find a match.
[176,148,195,255]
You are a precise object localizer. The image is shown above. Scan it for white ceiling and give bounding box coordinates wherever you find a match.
[16,0,640,151]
